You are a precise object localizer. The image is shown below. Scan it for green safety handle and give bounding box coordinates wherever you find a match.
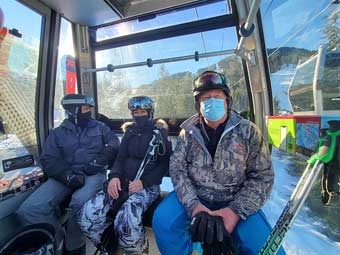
[308,130,340,165]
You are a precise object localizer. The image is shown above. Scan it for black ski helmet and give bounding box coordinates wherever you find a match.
[61,94,95,118]
[193,71,233,111]
[128,96,154,118]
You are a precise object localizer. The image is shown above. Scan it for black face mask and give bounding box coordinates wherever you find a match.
[77,111,91,127]
[133,115,150,127]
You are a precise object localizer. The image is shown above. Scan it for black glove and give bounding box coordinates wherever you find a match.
[203,242,226,255]
[66,174,85,190]
[206,215,225,245]
[190,212,224,244]
[72,165,86,175]
[84,162,105,176]
[202,217,237,255]
[202,235,236,255]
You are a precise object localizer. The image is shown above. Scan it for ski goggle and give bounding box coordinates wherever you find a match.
[193,71,229,92]
[128,96,154,112]
[61,95,95,107]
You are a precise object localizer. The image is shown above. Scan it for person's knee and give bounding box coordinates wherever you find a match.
[153,193,184,229]
[69,197,83,212]
[17,202,32,222]
[17,199,50,224]
[69,190,92,211]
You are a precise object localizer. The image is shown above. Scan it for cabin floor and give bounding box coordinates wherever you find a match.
[86,227,160,254]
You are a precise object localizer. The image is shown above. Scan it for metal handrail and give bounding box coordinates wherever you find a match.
[236,0,261,53]
[82,49,235,73]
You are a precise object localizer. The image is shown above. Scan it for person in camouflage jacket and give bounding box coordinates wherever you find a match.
[170,111,273,220]
[153,71,286,255]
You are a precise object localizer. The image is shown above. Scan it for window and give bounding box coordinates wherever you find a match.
[0,1,43,197]
[261,1,340,253]
[53,18,78,127]
[95,27,248,122]
[95,1,229,41]
[288,55,317,112]
[319,51,340,111]
[261,0,340,115]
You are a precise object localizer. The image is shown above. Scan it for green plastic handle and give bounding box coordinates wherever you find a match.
[308,130,340,165]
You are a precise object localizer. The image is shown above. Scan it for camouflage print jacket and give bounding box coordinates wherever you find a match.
[169,111,274,219]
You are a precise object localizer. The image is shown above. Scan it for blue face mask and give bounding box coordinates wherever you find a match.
[201,98,226,121]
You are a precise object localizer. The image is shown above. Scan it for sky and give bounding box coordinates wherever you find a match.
[1,0,42,42]
[261,0,338,51]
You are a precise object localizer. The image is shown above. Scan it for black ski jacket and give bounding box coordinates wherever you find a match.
[108,119,172,188]
[40,119,119,184]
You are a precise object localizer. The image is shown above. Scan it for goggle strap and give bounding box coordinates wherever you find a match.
[62,98,86,105]
[194,72,225,89]
[62,98,94,107]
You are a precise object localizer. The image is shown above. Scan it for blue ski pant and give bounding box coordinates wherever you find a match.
[152,191,286,255]
[17,174,106,251]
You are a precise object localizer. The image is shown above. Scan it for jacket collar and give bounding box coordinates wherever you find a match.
[180,111,242,134]
[121,118,169,133]
[180,111,243,163]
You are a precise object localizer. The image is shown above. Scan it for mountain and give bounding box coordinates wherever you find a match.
[267,47,315,73]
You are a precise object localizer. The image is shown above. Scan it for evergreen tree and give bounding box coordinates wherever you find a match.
[273,96,280,115]
[323,13,340,50]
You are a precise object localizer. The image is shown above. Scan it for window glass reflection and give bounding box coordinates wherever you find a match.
[54,18,78,127]
[0,0,43,198]
[289,55,317,112]
[261,0,340,116]
[96,1,229,41]
[96,28,248,120]
[261,1,340,254]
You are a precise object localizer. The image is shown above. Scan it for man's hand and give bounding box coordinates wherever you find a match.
[128,180,143,193]
[107,178,121,199]
[191,203,211,217]
[211,207,240,233]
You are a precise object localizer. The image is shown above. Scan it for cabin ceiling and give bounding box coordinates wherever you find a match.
[39,0,120,26]
[39,0,204,27]
[107,0,201,18]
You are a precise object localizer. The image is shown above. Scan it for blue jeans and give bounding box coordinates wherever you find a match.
[17,174,106,251]
[152,191,286,255]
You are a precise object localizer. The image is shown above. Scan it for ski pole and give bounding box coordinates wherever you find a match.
[260,126,340,255]
[134,129,160,180]
[95,129,162,255]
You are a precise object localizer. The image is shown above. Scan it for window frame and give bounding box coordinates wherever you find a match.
[90,0,253,134]
[18,0,53,152]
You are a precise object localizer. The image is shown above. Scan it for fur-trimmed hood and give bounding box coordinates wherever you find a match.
[121,119,168,133]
